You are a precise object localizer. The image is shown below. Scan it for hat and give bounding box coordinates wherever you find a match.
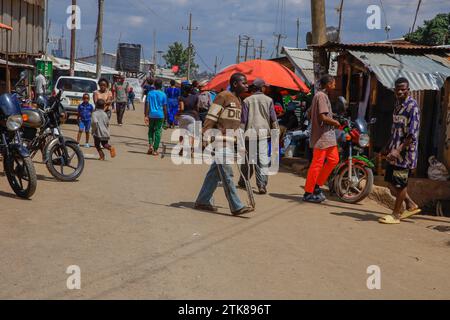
[252,78,266,88]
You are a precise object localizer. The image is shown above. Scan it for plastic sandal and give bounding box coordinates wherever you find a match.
[400,208,422,220]
[379,215,401,224]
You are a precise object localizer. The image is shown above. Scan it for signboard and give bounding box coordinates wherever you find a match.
[36,60,54,91]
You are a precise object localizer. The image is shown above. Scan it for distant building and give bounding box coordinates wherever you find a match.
[0,0,46,92]
[78,53,154,74]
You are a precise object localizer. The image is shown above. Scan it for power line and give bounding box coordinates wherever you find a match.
[194,47,215,73]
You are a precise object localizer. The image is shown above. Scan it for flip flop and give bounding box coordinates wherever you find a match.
[400,208,422,220]
[379,215,401,224]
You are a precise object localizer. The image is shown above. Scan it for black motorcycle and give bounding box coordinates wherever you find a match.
[0,93,37,198]
[21,91,85,182]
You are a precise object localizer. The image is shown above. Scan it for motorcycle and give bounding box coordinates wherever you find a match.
[0,93,37,198]
[21,90,85,182]
[328,97,376,204]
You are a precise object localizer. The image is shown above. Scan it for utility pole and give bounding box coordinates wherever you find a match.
[153,29,157,65]
[236,35,241,64]
[214,56,218,74]
[337,0,344,42]
[310,0,328,87]
[296,18,300,48]
[244,37,250,62]
[255,40,265,60]
[182,13,198,81]
[274,33,287,58]
[96,0,104,79]
[411,0,422,34]
[69,0,77,76]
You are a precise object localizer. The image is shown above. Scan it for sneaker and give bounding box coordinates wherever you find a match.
[303,193,324,204]
[194,203,219,213]
[314,186,326,202]
[110,147,116,158]
[84,144,91,148]
[232,206,254,216]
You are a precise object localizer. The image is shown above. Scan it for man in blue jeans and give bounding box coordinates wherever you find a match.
[195,73,254,216]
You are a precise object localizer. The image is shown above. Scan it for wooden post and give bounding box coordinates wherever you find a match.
[5,30,11,93]
[69,0,77,77]
[96,0,104,79]
[311,0,328,89]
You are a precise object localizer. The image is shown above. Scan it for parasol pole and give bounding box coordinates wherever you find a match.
[5,29,11,93]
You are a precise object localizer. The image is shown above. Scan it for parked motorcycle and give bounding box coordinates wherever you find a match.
[0,93,37,198]
[21,90,85,182]
[328,97,375,204]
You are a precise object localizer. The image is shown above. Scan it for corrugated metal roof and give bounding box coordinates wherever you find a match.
[49,56,119,75]
[348,50,450,91]
[317,42,450,54]
[281,47,314,84]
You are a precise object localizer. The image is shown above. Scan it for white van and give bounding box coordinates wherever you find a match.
[54,76,99,117]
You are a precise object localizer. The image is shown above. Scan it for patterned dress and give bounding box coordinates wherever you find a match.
[388,96,421,169]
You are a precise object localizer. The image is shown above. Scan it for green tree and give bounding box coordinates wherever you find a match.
[405,13,450,46]
[162,42,199,77]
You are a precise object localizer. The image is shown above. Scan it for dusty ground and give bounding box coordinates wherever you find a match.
[1,102,449,300]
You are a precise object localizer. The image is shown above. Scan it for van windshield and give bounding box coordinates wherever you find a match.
[57,78,97,93]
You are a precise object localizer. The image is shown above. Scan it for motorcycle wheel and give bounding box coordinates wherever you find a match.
[3,152,37,199]
[46,141,85,182]
[334,163,374,204]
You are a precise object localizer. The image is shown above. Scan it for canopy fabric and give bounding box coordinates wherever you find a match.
[203,59,310,93]
[0,23,13,31]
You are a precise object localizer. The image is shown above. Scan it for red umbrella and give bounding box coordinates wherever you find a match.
[204,59,310,93]
[0,23,13,31]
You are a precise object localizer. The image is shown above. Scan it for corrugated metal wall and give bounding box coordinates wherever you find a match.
[0,0,45,56]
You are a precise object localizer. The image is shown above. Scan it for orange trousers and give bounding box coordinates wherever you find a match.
[305,146,340,194]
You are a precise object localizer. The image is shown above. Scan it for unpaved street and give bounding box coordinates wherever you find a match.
[1,103,450,300]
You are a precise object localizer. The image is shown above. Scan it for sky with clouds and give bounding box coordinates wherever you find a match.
[47,0,449,72]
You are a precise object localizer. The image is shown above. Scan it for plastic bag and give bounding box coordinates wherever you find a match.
[427,156,450,181]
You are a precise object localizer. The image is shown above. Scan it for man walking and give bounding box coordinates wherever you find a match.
[239,78,278,194]
[195,73,254,216]
[145,79,167,156]
[303,75,341,203]
[379,77,421,224]
[113,75,129,126]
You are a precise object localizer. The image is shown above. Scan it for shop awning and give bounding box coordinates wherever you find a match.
[349,50,450,91]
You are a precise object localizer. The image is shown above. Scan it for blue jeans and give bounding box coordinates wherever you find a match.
[196,161,245,213]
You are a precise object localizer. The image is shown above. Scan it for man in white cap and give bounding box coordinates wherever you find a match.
[239,78,279,194]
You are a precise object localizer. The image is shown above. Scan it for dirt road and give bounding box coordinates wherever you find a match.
[1,103,449,299]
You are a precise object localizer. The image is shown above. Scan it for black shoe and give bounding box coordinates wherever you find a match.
[237,183,246,190]
[232,206,254,216]
[194,203,219,212]
[303,193,323,204]
[258,186,267,195]
[314,186,327,202]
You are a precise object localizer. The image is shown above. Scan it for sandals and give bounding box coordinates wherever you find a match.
[400,208,421,220]
[379,215,401,224]
[147,147,154,155]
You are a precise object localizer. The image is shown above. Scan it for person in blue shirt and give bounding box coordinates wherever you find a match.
[144,79,167,156]
[165,80,181,128]
[77,93,94,148]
